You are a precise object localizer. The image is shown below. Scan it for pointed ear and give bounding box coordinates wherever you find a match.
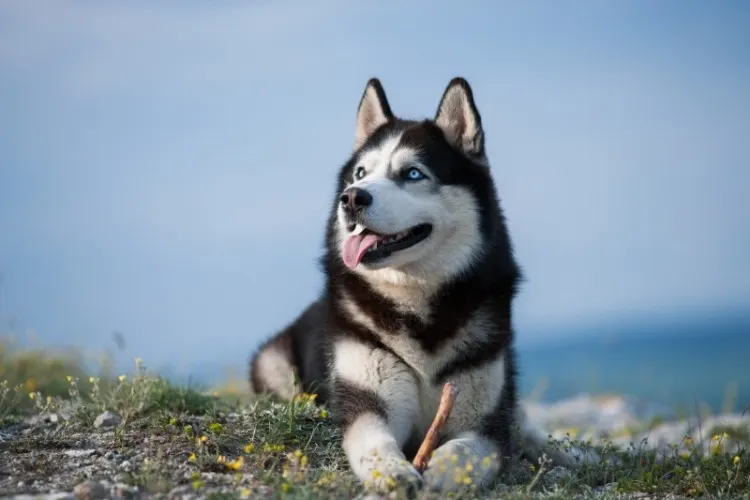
[355,78,394,150]
[435,77,484,156]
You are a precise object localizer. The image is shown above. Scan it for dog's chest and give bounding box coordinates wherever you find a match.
[339,289,505,431]
[377,315,506,438]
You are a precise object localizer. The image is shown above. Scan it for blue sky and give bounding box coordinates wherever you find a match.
[1,1,749,375]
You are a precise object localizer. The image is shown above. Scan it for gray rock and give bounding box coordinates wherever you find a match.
[73,480,108,500]
[42,493,75,500]
[114,483,139,498]
[542,466,574,488]
[93,411,121,428]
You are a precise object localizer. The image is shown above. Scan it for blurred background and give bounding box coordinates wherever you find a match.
[1,1,749,416]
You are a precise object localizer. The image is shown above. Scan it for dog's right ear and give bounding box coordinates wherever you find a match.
[354,78,394,150]
[435,77,484,157]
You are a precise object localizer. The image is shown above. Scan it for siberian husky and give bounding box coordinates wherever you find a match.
[250,77,585,494]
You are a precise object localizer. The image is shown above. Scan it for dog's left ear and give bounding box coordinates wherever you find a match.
[435,77,484,157]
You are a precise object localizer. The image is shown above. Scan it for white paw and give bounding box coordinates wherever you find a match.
[358,445,424,493]
[423,438,501,493]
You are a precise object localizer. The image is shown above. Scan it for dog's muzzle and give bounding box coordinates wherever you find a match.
[340,187,372,228]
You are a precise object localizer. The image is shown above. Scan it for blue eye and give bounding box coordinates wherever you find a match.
[404,167,424,181]
[354,166,366,180]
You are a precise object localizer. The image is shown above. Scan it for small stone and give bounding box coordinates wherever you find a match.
[18,480,26,487]
[168,485,194,499]
[542,466,574,487]
[115,483,139,498]
[43,493,75,500]
[93,411,122,428]
[64,449,97,458]
[73,480,108,500]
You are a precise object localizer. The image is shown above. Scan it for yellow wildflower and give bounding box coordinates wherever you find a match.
[319,409,329,418]
[66,375,73,382]
[209,422,225,433]
[240,488,251,498]
[316,472,336,486]
[734,455,741,465]
[684,435,694,446]
[200,435,208,443]
[226,456,244,471]
[119,374,127,382]
[29,392,35,399]
[280,483,291,493]
[188,453,196,462]
[244,443,255,453]
[169,418,177,426]
[89,376,95,384]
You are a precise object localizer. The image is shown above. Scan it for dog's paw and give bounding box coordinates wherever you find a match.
[359,448,424,494]
[422,438,501,494]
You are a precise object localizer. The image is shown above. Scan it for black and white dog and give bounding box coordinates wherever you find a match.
[250,77,582,493]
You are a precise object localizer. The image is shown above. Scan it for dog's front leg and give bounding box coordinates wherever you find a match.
[330,338,422,492]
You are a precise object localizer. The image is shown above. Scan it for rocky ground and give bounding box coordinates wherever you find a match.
[1,386,748,500]
[525,394,750,457]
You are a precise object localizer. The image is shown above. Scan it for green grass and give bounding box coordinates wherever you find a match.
[1,337,749,499]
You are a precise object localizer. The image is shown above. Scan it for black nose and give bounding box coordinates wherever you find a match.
[340,187,373,211]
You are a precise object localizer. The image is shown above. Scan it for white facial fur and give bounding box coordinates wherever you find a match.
[336,132,483,289]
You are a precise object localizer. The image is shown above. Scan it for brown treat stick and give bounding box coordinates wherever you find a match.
[412,381,458,473]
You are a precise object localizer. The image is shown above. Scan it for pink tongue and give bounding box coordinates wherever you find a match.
[342,233,381,269]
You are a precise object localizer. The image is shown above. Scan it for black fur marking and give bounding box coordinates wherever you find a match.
[432,305,513,385]
[330,379,388,430]
[480,345,518,465]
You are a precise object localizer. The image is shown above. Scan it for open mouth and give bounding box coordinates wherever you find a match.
[342,223,433,270]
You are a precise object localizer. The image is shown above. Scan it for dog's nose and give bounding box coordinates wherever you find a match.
[340,187,373,211]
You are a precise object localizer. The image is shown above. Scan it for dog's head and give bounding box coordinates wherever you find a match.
[332,77,502,284]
